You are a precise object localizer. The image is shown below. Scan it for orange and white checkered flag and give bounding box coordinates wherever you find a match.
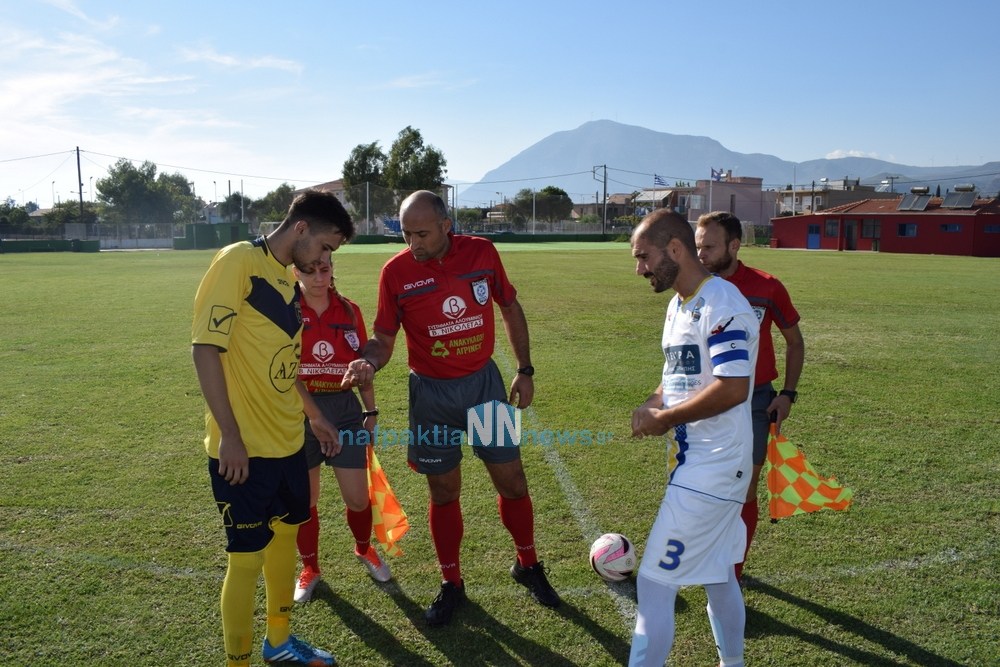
[766,424,853,521]
[367,447,409,556]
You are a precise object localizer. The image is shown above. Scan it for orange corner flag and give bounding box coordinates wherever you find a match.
[367,447,409,556]
[766,424,853,521]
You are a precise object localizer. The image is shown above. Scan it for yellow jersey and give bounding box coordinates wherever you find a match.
[192,237,304,458]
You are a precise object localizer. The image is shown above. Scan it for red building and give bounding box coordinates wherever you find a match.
[771,188,1000,257]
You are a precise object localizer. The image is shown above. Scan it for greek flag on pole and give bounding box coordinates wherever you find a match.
[654,174,667,187]
[711,168,722,182]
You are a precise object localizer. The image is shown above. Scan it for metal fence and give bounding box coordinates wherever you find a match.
[1,222,183,249]
[2,210,774,249]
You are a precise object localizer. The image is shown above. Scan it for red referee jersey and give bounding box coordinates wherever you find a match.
[374,233,517,379]
[298,290,368,393]
[725,260,800,386]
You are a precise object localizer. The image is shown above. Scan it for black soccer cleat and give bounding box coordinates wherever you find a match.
[511,560,561,608]
[425,580,466,627]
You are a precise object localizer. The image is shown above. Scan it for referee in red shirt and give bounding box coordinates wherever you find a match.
[695,211,805,584]
[342,190,560,626]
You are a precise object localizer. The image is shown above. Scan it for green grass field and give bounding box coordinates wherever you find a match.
[1,243,997,666]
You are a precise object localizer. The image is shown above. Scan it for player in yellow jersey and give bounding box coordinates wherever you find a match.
[192,189,354,667]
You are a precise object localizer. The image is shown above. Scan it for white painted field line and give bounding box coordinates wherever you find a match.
[749,543,995,585]
[4,534,990,605]
[494,351,637,627]
[520,402,638,627]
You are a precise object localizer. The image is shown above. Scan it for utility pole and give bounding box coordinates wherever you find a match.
[76,146,84,216]
[531,188,536,234]
[792,166,796,214]
[593,164,607,235]
[188,182,197,223]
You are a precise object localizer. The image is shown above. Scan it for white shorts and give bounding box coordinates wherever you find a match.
[638,484,746,585]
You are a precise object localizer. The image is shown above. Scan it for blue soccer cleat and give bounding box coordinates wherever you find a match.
[262,634,336,666]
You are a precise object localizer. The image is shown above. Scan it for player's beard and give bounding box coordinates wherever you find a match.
[293,259,316,274]
[703,249,734,275]
[290,238,324,274]
[646,254,680,293]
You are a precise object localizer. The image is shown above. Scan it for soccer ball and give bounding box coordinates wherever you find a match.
[589,533,635,582]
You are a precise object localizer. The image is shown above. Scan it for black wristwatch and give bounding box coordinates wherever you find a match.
[362,408,379,418]
[516,365,535,377]
[779,389,798,404]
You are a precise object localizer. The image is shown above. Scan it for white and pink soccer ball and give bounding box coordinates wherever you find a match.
[589,533,635,582]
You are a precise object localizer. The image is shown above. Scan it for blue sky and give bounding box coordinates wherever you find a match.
[3,0,998,208]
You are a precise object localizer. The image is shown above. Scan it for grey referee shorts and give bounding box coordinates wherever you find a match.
[303,391,368,470]
[407,358,522,475]
[750,382,775,466]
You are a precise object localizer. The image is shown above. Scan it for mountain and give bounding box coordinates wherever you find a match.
[458,120,999,205]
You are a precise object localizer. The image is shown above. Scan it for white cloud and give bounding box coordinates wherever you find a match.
[825,148,880,160]
[0,31,138,117]
[0,30,195,124]
[371,72,477,92]
[178,46,303,74]
[376,72,447,90]
[40,0,119,29]
[0,25,236,194]
[117,106,248,133]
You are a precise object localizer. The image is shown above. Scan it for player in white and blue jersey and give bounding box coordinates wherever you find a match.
[628,209,759,667]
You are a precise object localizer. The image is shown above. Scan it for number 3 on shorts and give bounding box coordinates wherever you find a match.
[657,539,685,571]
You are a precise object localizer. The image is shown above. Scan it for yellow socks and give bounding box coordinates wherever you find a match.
[262,519,298,647]
[221,550,263,667]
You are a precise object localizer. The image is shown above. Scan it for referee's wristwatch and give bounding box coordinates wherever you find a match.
[516,365,535,377]
[779,389,797,404]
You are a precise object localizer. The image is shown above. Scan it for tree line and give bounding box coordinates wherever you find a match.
[2,125,599,237]
[341,128,584,231]
[0,159,300,235]
[340,125,447,219]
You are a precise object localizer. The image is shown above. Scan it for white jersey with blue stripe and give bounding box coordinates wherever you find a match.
[660,276,759,503]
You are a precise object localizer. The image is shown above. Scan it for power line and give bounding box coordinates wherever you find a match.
[25,154,75,194]
[608,176,647,190]
[0,149,75,164]
[80,153,109,171]
[81,150,324,184]
[609,166,692,183]
[17,147,1000,198]
[454,170,594,187]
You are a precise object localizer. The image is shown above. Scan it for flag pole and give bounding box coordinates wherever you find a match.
[709,169,713,212]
